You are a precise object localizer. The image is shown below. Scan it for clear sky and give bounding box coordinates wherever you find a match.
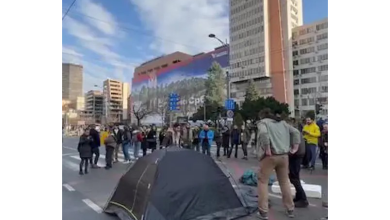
[62,0,328,92]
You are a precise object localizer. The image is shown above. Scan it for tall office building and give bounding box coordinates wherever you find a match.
[229,0,303,115]
[103,79,130,123]
[85,90,104,122]
[122,83,130,120]
[62,63,83,103]
[292,18,328,117]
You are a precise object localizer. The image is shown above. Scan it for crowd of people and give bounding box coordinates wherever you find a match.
[73,111,328,219]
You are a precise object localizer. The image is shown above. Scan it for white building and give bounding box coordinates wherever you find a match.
[292,18,328,117]
[229,0,303,115]
[103,79,130,123]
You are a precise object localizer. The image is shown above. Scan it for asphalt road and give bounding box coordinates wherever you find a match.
[62,136,328,220]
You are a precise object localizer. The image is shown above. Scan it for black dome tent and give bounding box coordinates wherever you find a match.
[104,147,256,220]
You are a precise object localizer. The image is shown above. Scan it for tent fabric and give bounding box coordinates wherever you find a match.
[104,147,257,220]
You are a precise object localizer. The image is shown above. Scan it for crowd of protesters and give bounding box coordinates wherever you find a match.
[73,111,327,219]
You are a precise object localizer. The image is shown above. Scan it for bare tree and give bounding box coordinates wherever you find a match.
[133,102,152,126]
[155,101,169,125]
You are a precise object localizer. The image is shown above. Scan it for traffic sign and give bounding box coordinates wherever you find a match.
[225,99,235,110]
[227,110,234,118]
[168,93,180,111]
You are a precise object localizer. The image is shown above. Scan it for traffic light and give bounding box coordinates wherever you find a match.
[315,103,323,115]
[168,93,180,111]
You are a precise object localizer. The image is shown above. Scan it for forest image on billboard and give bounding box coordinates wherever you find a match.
[131,47,229,123]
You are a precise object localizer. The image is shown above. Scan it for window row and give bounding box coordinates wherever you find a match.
[317,43,328,51]
[231,0,261,15]
[230,26,264,42]
[230,7,261,25]
[230,16,263,33]
[293,66,328,76]
[231,56,264,69]
[293,33,328,46]
[318,54,328,61]
[230,37,263,51]
[230,66,265,78]
[316,22,328,31]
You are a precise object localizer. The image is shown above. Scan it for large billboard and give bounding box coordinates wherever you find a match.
[131,46,229,123]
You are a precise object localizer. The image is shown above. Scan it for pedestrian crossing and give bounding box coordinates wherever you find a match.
[63,146,222,171]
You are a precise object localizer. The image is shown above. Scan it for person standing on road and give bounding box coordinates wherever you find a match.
[228,125,240,158]
[287,120,309,208]
[146,125,157,152]
[199,124,214,156]
[100,127,109,146]
[192,126,200,151]
[240,124,250,160]
[221,125,230,157]
[303,116,321,170]
[181,124,193,149]
[104,129,117,170]
[89,125,101,169]
[319,123,328,170]
[78,128,93,175]
[141,127,148,156]
[122,126,132,163]
[214,127,223,158]
[159,126,167,149]
[132,128,142,160]
[112,126,123,163]
[256,109,300,219]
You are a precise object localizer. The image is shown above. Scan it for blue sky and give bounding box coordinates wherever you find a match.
[62,0,328,92]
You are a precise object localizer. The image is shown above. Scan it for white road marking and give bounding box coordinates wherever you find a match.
[62,184,75,191]
[82,199,103,213]
[63,160,80,171]
[269,193,317,207]
[70,156,106,167]
[62,153,76,156]
[63,146,77,151]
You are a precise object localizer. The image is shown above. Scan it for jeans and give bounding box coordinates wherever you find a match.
[133,142,141,159]
[114,143,121,161]
[308,144,318,167]
[201,142,211,156]
[289,155,307,202]
[258,155,294,213]
[122,142,130,161]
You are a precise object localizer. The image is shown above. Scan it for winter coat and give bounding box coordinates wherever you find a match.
[199,129,214,146]
[290,133,306,157]
[241,128,251,144]
[78,134,93,158]
[222,128,230,147]
[104,134,117,148]
[214,129,222,144]
[113,129,123,144]
[319,131,328,150]
[89,129,101,148]
[231,129,240,144]
[162,128,181,147]
[181,128,193,146]
[100,131,109,146]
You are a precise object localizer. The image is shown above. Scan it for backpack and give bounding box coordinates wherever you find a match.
[239,169,258,186]
[239,169,276,186]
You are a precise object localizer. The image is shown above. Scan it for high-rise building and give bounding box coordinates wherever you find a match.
[84,90,104,122]
[62,63,83,104]
[292,18,328,117]
[103,79,129,123]
[229,0,303,114]
[122,83,130,120]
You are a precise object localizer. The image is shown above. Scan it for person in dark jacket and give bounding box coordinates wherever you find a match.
[78,128,93,175]
[222,126,230,157]
[319,123,328,170]
[140,127,148,156]
[240,124,251,160]
[104,130,117,170]
[288,120,308,208]
[214,127,223,157]
[89,125,101,168]
[228,125,241,158]
[159,126,167,149]
[192,126,200,151]
[122,126,132,163]
[112,126,123,163]
[146,125,157,152]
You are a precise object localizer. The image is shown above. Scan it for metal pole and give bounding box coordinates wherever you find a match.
[203,103,206,122]
[226,70,230,99]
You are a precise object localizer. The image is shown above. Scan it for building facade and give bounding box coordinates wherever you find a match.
[229,0,303,115]
[131,46,229,124]
[62,63,83,103]
[292,18,328,117]
[133,52,193,79]
[84,90,103,123]
[103,79,130,123]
